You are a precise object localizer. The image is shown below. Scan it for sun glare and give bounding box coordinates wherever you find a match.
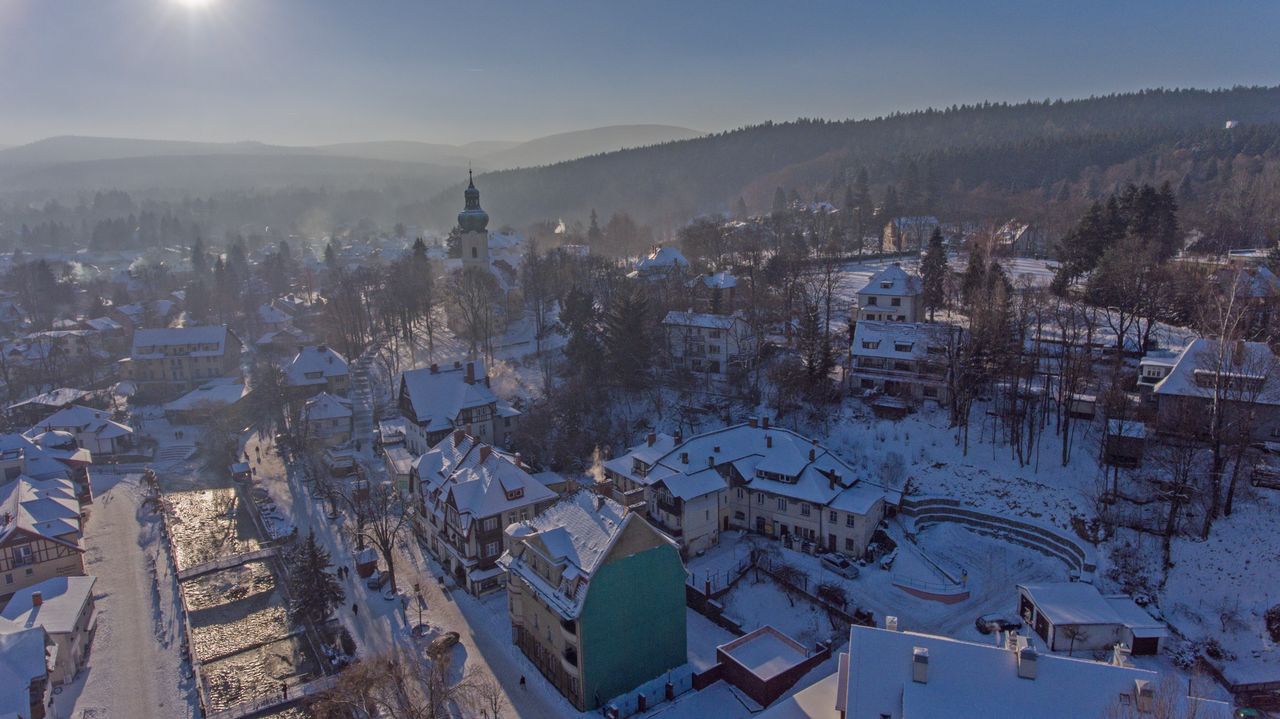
[172,0,215,8]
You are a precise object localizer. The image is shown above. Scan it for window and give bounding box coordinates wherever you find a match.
[891,297,901,307]
[736,488,744,499]
[484,541,500,557]
[845,515,856,528]
[800,503,811,517]
[776,497,787,511]
[3,574,10,585]
[866,296,878,306]
[734,511,745,520]
[861,340,880,350]
[923,386,938,398]
[708,344,721,354]
[756,493,764,505]
[705,509,710,520]
[13,545,32,566]
[846,538,856,551]
[829,510,837,523]
[471,247,478,258]
[894,342,913,353]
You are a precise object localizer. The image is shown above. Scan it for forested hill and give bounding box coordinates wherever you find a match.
[412,86,1280,232]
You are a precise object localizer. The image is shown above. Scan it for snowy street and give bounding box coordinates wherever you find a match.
[56,470,198,719]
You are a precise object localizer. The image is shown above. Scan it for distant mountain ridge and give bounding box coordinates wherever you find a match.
[410,86,1280,230]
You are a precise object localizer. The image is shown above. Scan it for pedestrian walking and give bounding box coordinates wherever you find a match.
[519,675,526,689]
[353,602,359,616]
[281,682,288,700]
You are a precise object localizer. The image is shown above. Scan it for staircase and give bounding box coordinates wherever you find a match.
[154,443,197,465]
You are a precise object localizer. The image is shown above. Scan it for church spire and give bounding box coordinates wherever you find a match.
[458,171,488,232]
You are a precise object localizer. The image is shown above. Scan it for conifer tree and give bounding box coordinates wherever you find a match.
[288,532,345,626]
[921,227,948,320]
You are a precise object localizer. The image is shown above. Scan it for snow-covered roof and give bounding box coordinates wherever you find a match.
[1152,338,1280,405]
[303,392,352,422]
[6,387,89,412]
[661,311,740,330]
[257,303,291,325]
[400,362,499,432]
[718,626,810,681]
[806,624,1214,719]
[83,316,124,332]
[163,378,247,411]
[0,628,48,716]
[24,405,133,441]
[1019,583,1163,633]
[1138,349,1180,369]
[504,490,661,618]
[131,325,232,358]
[0,475,83,547]
[284,345,348,387]
[856,264,923,298]
[617,421,894,508]
[1212,264,1280,298]
[635,246,689,273]
[444,444,556,520]
[852,321,954,361]
[699,271,738,290]
[0,576,96,635]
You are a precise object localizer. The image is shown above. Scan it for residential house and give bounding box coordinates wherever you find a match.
[255,327,312,355]
[850,321,956,405]
[0,476,84,602]
[1136,348,1179,399]
[397,361,520,453]
[0,433,92,503]
[854,264,923,323]
[1210,263,1280,338]
[161,378,247,425]
[757,620,1227,719]
[282,344,350,398]
[882,216,939,253]
[1018,583,1168,656]
[301,393,353,448]
[0,627,53,719]
[24,405,134,457]
[503,490,686,711]
[120,325,243,394]
[661,311,755,380]
[629,246,690,281]
[1151,338,1280,441]
[0,576,97,684]
[413,431,556,594]
[603,419,895,558]
[993,220,1048,257]
[256,303,292,333]
[5,389,91,428]
[109,299,176,333]
[688,271,739,313]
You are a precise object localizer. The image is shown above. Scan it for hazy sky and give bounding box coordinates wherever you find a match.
[3,0,1278,147]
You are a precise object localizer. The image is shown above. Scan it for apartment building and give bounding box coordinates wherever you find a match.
[0,476,85,602]
[661,311,755,379]
[120,325,242,393]
[854,264,923,323]
[282,344,350,397]
[850,321,956,405]
[397,361,521,453]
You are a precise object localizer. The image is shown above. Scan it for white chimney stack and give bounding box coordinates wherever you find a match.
[885,616,899,632]
[1017,646,1038,680]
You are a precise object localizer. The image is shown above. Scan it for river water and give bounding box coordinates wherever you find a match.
[163,476,320,713]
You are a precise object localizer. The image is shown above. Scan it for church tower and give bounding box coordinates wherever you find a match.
[458,171,490,271]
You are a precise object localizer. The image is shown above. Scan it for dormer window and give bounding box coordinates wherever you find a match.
[505,487,524,501]
[894,342,913,353]
[861,340,880,350]
[880,281,893,289]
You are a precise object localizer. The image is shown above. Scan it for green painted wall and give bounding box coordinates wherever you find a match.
[579,544,687,709]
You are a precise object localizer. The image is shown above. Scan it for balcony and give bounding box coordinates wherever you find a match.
[559,646,580,676]
[853,363,945,383]
[560,619,578,643]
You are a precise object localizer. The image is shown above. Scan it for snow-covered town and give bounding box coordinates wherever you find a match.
[5,5,1280,718]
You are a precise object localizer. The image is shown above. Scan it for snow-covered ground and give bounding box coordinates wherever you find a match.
[56,470,199,719]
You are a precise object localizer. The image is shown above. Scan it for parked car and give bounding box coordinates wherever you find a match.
[879,549,898,570]
[429,631,461,656]
[821,554,860,579]
[366,571,390,590]
[975,613,1022,635]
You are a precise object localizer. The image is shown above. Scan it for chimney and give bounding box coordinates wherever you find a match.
[484,375,490,387]
[453,429,465,447]
[748,417,758,428]
[1017,646,1038,680]
[680,452,689,464]
[1111,643,1132,667]
[911,647,928,683]
[647,432,656,447]
[1133,679,1154,713]
[479,446,491,464]
[707,456,714,468]
[594,494,605,511]
[454,360,462,369]
[465,362,475,384]
[713,445,721,454]
[885,616,899,632]
[766,435,772,449]
[808,448,815,461]
[31,591,42,607]
[761,417,770,429]
[430,363,439,374]
[674,430,683,445]
[514,452,522,466]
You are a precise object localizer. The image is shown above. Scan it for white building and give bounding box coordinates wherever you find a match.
[603,419,895,557]
[1018,583,1168,656]
[1152,338,1280,441]
[282,344,350,397]
[301,392,353,447]
[397,361,520,453]
[758,621,1228,719]
[661,311,755,379]
[0,575,97,685]
[850,321,955,405]
[23,405,134,457]
[855,264,923,323]
[412,431,556,594]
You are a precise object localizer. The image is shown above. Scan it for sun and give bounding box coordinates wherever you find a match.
[171,0,215,8]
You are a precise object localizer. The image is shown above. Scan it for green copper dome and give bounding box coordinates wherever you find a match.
[457,172,489,233]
